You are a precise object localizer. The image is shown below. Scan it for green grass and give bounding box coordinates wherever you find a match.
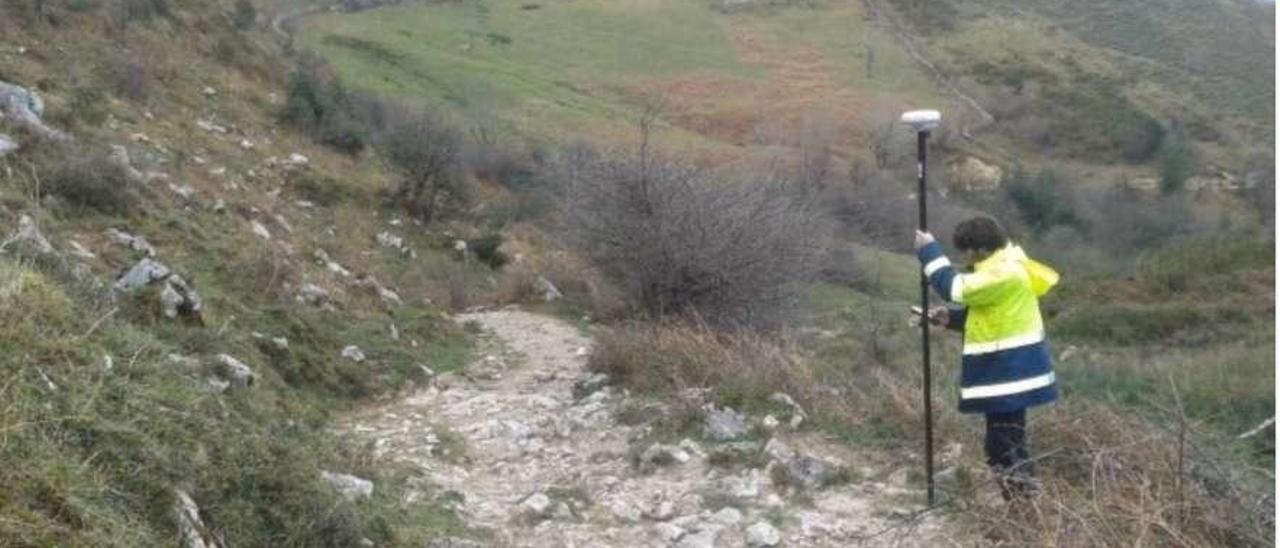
[300,0,753,143]
[297,0,947,151]
[0,257,475,545]
[1046,235,1275,452]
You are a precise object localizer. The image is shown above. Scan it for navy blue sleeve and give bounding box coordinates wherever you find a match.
[917,241,959,303]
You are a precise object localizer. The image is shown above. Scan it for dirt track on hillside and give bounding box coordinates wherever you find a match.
[335,308,964,547]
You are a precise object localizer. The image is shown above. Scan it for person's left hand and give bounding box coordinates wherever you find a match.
[915,230,935,250]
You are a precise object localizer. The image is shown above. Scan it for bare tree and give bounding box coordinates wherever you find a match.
[378,107,472,223]
[560,120,829,328]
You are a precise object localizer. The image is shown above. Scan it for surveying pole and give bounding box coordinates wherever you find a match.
[901,109,941,507]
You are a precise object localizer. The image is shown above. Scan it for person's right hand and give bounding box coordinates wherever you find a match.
[911,306,950,327]
[914,230,936,250]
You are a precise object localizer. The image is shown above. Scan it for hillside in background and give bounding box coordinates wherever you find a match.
[298,0,1274,180]
[0,0,1273,545]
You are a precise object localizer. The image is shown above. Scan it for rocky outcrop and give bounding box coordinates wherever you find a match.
[0,80,69,141]
[946,156,1003,193]
[114,258,204,322]
[1,215,54,254]
[296,282,332,307]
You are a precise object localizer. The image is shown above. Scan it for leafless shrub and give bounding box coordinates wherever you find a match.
[39,145,143,216]
[824,167,972,254]
[378,107,473,223]
[560,139,829,328]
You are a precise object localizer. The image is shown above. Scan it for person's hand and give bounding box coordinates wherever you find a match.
[914,230,936,250]
[928,306,949,326]
[911,306,950,327]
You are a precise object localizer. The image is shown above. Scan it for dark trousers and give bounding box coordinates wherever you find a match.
[985,409,1034,499]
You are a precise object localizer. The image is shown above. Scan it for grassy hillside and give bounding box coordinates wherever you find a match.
[298,0,949,157]
[904,0,1274,170]
[0,0,507,543]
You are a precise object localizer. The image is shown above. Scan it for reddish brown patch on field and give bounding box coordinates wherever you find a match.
[629,23,873,164]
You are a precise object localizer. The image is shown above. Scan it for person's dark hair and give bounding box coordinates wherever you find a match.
[953,216,1008,252]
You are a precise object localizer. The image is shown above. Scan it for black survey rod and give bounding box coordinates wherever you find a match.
[916,129,935,508]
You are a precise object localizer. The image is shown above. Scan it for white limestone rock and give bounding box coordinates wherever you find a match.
[321,471,373,501]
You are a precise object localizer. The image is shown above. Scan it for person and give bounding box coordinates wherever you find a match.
[913,216,1059,501]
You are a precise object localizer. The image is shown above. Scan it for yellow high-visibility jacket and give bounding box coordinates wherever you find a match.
[918,242,1059,414]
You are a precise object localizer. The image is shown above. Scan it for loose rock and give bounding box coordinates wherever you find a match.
[703,405,747,441]
[0,80,68,141]
[746,521,781,546]
[537,275,562,301]
[788,454,841,490]
[105,228,156,257]
[763,437,795,464]
[321,471,374,501]
[342,345,367,363]
[2,215,54,253]
[655,522,686,543]
[521,492,552,518]
[251,221,271,240]
[215,354,255,388]
[710,507,743,526]
[0,133,17,157]
[296,283,331,307]
[640,443,691,471]
[572,373,609,400]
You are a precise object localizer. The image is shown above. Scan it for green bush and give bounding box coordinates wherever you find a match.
[233,0,256,30]
[468,233,508,269]
[67,0,97,12]
[886,0,959,33]
[287,171,360,207]
[120,0,170,22]
[1002,167,1084,237]
[1041,84,1165,164]
[1157,122,1197,194]
[281,59,369,155]
[67,85,109,127]
[1138,235,1273,292]
[1053,303,1207,344]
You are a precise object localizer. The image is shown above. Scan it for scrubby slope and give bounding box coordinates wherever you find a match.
[0,0,499,544]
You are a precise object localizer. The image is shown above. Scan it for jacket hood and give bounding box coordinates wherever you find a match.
[982,244,1060,297]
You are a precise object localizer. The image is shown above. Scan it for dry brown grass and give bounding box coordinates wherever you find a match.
[965,403,1273,547]
[594,320,1273,547]
[589,320,868,431]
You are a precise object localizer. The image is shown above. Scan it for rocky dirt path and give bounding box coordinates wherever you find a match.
[335,308,959,547]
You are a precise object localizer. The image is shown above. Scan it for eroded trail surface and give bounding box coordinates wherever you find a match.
[336,309,956,547]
